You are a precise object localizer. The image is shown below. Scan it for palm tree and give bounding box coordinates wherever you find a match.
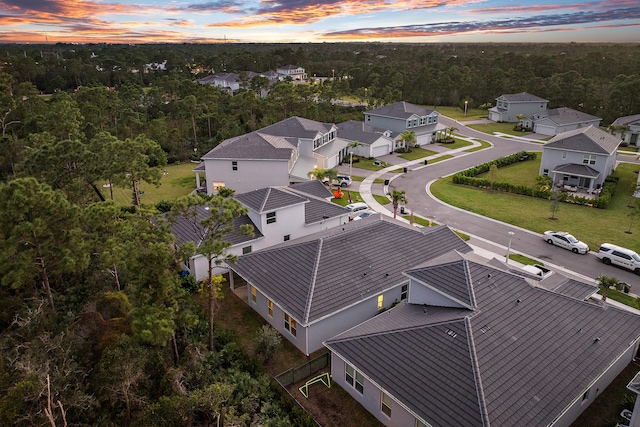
[347,140,362,176]
[388,189,407,219]
[315,168,338,191]
[399,130,416,153]
[596,274,619,302]
[447,125,459,142]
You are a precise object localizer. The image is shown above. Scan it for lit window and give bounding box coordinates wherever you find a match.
[377,295,384,310]
[266,212,276,224]
[268,299,273,316]
[401,284,408,300]
[345,364,364,394]
[284,313,296,336]
[251,286,256,303]
[213,182,225,192]
[242,246,252,254]
[232,161,238,171]
[381,392,392,417]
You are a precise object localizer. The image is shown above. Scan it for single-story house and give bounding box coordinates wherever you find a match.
[611,114,640,147]
[195,116,348,195]
[364,102,446,146]
[171,181,349,281]
[325,250,640,427]
[520,107,602,136]
[539,125,621,192]
[230,217,472,355]
[336,120,395,158]
[488,92,549,123]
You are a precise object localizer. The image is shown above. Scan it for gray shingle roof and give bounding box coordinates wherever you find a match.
[259,116,335,139]
[288,180,334,199]
[613,114,640,127]
[544,125,621,155]
[498,92,549,103]
[236,187,308,213]
[231,219,471,324]
[551,163,600,177]
[541,107,601,126]
[405,256,475,309]
[201,131,296,160]
[170,205,262,248]
[336,120,390,145]
[326,259,640,426]
[365,101,435,120]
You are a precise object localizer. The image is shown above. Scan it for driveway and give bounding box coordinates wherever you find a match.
[353,118,640,285]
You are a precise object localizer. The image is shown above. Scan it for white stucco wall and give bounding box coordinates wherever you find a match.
[539,148,615,188]
[204,158,291,194]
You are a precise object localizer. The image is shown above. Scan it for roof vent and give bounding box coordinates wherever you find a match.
[594,337,601,343]
[516,299,521,304]
[423,304,427,314]
[446,329,457,338]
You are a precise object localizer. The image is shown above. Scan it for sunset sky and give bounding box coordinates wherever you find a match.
[1,0,639,44]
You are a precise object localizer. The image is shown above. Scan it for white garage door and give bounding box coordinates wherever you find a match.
[371,144,390,157]
[534,124,556,136]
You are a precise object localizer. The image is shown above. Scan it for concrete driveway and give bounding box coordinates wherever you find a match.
[350,117,640,285]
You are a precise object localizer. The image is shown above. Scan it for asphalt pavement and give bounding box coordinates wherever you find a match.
[343,117,640,286]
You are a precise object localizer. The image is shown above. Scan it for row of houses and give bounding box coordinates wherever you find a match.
[196,64,307,95]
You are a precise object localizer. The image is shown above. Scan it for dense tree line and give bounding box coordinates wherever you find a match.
[0,42,638,425]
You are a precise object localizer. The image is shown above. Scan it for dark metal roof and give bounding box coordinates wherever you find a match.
[497,92,549,103]
[544,125,621,155]
[365,101,435,120]
[552,163,600,178]
[327,259,640,426]
[231,219,471,324]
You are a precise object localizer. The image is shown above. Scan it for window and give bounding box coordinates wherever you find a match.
[583,154,596,165]
[268,299,273,316]
[242,246,252,254]
[401,284,408,300]
[381,392,392,417]
[543,169,549,175]
[284,234,290,241]
[213,182,225,191]
[284,313,296,336]
[377,295,384,310]
[232,161,238,171]
[345,364,364,394]
[251,286,256,302]
[562,151,567,159]
[266,211,276,224]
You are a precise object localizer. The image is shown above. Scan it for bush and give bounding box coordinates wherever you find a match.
[253,325,282,362]
[155,200,172,213]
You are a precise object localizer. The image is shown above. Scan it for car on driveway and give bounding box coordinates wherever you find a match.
[323,175,352,187]
[543,231,589,254]
[352,210,377,221]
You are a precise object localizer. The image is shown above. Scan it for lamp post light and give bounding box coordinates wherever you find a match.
[506,231,515,264]
[332,69,335,79]
[464,100,468,117]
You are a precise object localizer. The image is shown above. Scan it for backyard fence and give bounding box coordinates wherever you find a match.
[275,352,330,388]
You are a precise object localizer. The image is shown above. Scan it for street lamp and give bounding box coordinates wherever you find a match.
[464,100,468,117]
[332,69,335,79]
[505,231,515,264]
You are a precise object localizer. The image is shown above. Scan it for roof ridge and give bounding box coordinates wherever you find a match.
[260,187,271,213]
[303,237,323,324]
[465,316,491,427]
[331,315,470,342]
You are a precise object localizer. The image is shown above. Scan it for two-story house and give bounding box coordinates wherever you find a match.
[539,125,621,192]
[488,92,549,122]
[230,217,472,355]
[522,107,602,136]
[336,120,394,158]
[611,114,640,147]
[325,250,640,427]
[276,65,307,80]
[363,102,444,146]
[171,181,350,281]
[197,116,348,195]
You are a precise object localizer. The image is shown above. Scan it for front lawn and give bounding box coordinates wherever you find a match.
[432,105,487,121]
[351,157,391,171]
[397,147,438,161]
[475,157,541,187]
[431,161,640,252]
[108,162,198,206]
[437,138,474,150]
[467,122,531,137]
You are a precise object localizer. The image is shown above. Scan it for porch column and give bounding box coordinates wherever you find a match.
[195,172,201,189]
[228,271,235,290]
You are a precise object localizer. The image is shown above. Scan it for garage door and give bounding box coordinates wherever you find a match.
[534,124,556,136]
[371,144,390,157]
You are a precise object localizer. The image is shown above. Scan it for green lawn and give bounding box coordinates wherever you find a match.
[437,138,474,150]
[509,254,543,266]
[351,157,390,171]
[466,122,531,137]
[465,140,492,152]
[373,194,391,205]
[352,175,385,184]
[108,162,198,206]
[431,161,640,252]
[398,147,438,161]
[476,158,541,187]
[428,154,454,164]
[331,190,387,206]
[432,105,488,121]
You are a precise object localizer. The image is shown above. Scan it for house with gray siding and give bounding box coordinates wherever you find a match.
[230,217,472,355]
[197,116,348,195]
[488,92,549,122]
[364,102,445,146]
[336,120,394,158]
[325,251,640,427]
[539,125,621,192]
[171,181,349,281]
[611,114,640,147]
[521,107,602,136]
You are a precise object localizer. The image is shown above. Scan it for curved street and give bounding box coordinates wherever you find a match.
[351,116,640,285]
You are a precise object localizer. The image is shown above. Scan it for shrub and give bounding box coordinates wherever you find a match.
[253,325,282,363]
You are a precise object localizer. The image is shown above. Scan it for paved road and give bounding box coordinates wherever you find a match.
[358,117,640,285]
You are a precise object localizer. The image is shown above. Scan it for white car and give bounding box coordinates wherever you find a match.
[542,231,589,254]
[352,210,377,221]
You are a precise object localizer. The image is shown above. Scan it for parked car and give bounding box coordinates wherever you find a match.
[542,231,589,254]
[345,202,369,219]
[352,210,377,221]
[323,175,352,187]
[595,243,640,275]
